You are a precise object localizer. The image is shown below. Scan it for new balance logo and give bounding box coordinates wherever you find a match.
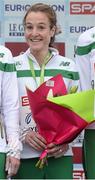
[59,61,70,66]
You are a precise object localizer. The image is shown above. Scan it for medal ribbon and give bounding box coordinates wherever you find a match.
[28,51,52,87]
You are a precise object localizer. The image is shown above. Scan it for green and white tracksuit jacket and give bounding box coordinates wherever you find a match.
[14,47,80,159]
[0,45,22,159]
[75,27,95,129]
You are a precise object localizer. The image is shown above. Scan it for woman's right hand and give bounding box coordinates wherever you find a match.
[25,131,47,151]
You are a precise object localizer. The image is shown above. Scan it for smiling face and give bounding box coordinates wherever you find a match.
[24,11,55,55]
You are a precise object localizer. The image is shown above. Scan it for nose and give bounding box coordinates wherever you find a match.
[31,27,38,36]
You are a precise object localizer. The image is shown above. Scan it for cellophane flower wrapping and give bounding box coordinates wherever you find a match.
[26,74,95,168]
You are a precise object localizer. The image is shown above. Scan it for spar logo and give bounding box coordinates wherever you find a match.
[70,2,95,14]
[21,96,29,106]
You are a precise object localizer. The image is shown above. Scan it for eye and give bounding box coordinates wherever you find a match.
[38,25,46,30]
[25,24,33,31]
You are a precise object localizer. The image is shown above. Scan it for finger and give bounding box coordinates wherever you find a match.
[48,144,69,156]
[11,165,18,175]
[47,143,55,148]
[36,133,47,144]
[27,136,46,150]
[54,150,64,158]
[5,158,10,172]
[27,131,47,144]
[26,132,46,149]
[7,157,20,177]
[8,162,20,177]
[61,144,69,153]
[47,145,60,154]
[28,138,43,150]
[54,145,69,158]
[33,134,47,148]
[52,147,65,157]
[7,163,12,177]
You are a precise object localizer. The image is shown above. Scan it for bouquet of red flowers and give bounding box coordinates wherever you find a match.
[26,74,95,168]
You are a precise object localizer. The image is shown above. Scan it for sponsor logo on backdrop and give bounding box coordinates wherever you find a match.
[9,23,24,36]
[51,4,64,12]
[70,26,93,33]
[5,3,64,13]
[5,4,31,12]
[70,2,95,14]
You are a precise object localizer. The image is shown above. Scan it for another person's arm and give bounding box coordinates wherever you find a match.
[1,47,22,177]
[75,28,95,91]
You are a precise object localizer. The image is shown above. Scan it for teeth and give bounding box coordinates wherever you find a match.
[31,39,40,42]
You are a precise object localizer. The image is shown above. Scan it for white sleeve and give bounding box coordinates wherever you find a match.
[75,27,95,91]
[75,53,91,91]
[1,48,22,159]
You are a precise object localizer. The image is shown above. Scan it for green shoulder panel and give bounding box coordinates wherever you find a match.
[76,42,95,56]
[0,61,16,72]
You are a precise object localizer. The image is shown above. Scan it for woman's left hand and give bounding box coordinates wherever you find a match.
[47,143,69,158]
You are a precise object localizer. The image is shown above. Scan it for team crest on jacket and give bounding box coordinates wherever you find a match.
[0,53,4,58]
[15,61,22,68]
